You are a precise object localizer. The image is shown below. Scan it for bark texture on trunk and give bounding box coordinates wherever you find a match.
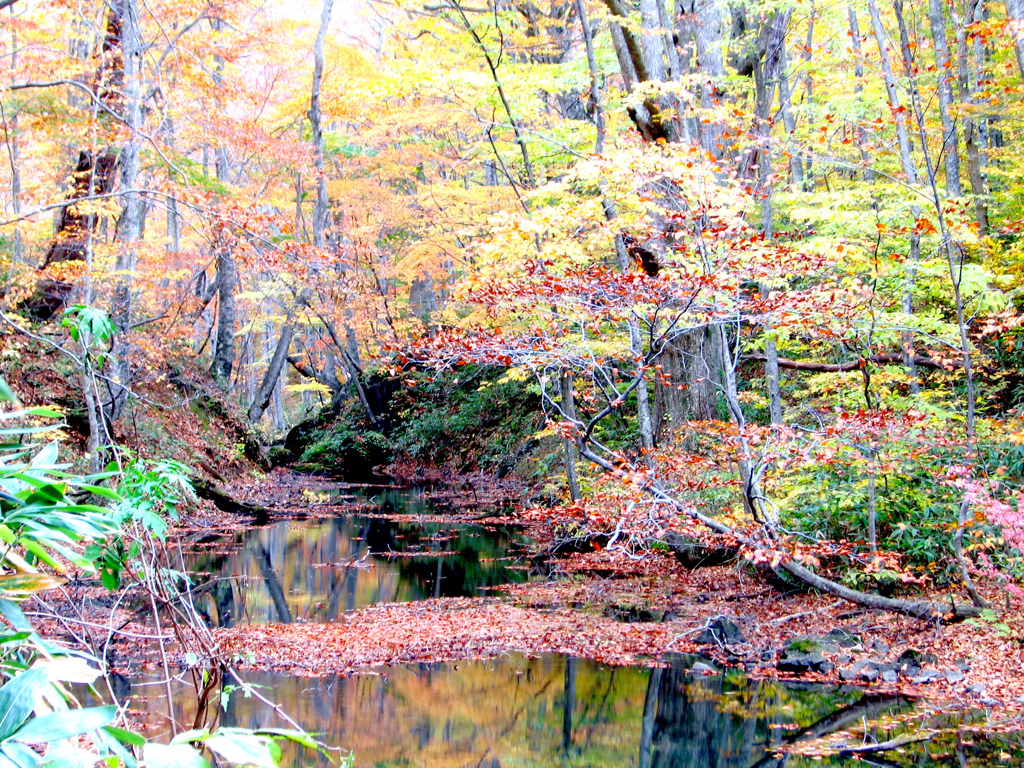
[103,0,144,429]
[929,0,962,195]
[1007,0,1024,84]
[249,321,295,423]
[210,231,236,384]
[309,0,334,250]
[954,0,990,233]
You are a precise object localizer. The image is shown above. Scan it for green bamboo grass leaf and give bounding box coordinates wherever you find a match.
[0,574,66,596]
[254,728,326,752]
[0,599,33,632]
[143,743,211,768]
[0,668,48,740]
[0,741,39,768]
[39,745,101,768]
[101,726,145,748]
[96,726,142,768]
[10,705,115,744]
[75,484,122,502]
[205,729,280,767]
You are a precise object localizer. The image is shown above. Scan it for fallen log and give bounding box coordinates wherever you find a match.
[744,352,962,372]
[192,477,272,521]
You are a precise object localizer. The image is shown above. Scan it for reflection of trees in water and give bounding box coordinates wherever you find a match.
[187,513,533,627]
[649,660,768,768]
[151,654,949,768]
[646,658,913,768]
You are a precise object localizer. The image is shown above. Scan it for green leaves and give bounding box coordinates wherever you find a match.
[9,706,116,744]
[142,726,334,767]
[61,305,114,347]
[143,743,212,768]
[144,726,298,768]
[0,669,116,768]
[0,379,15,405]
[0,669,46,741]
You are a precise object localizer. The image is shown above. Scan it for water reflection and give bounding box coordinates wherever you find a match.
[186,513,532,626]
[132,654,1020,767]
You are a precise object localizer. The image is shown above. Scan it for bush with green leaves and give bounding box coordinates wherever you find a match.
[389,366,541,471]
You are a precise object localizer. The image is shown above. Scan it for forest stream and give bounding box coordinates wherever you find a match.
[110,489,1022,767]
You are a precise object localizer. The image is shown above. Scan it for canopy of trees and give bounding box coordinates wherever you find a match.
[2,0,1024,616]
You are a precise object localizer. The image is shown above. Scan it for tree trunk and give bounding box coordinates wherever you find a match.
[866,0,919,184]
[249,321,294,423]
[560,372,581,502]
[777,45,805,187]
[653,328,721,441]
[928,0,963,195]
[209,17,237,387]
[1006,0,1024,84]
[640,0,666,82]
[868,0,922,392]
[5,14,21,269]
[210,230,236,385]
[753,7,785,416]
[576,0,607,153]
[954,0,989,233]
[104,0,144,429]
[309,0,334,249]
[848,7,876,181]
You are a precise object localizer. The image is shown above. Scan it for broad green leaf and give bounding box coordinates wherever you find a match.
[255,728,324,751]
[0,379,15,404]
[0,668,47,740]
[100,726,145,748]
[169,729,210,745]
[11,705,115,744]
[95,727,140,768]
[9,538,67,575]
[26,443,59,472]
[33,656,102,685]
[205,730,279,768]
[0,600,32,633]
[0,427,60,438]
[0,574,66,596]
[76,485,122,502]
[142,743,211,768]
[0,742,39,768]
[40,744,101,768]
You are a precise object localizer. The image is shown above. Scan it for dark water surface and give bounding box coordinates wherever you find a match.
[185,489,533,626]
[131,653,1021,768]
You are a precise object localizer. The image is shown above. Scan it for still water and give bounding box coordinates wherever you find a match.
[132,653,1021,768]
[184,490,533,626]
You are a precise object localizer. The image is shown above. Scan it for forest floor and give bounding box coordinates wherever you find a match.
[193,472,1024,722]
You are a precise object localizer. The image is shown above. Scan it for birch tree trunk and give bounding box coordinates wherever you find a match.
[954,0,989,233]
[929,0,963,195]
[867,0,922,392]
[1006,0,1024,84]
[249,321,295,423]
